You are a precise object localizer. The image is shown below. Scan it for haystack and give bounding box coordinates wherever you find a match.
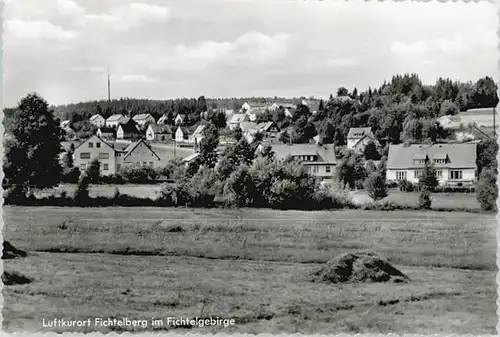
[2,240,27,259]
[310,252,409,284]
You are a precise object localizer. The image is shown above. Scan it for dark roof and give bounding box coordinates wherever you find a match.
[387,143,477,169]
[119,120,140,134]
[266,144,337,164]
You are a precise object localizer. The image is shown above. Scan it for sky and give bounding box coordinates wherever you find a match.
[2,0,498,106]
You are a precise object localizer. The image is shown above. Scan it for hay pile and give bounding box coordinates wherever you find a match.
[310,252,410,284]
[3,240,27,260]
[2,241,32,286]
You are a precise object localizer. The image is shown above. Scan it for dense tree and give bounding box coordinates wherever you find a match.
[199,123,219,169]
[477,168,498,212]
[363,141,380,160]
[86,158,101,183]
[363,172,388,201]
[418,162,438,192]
[4,93,63,195]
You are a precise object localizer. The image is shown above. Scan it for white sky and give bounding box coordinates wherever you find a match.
[2,0,498,106]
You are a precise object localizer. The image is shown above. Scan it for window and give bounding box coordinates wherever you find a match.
[396,171,407,180]
[449,170,462,180]
[312,166,319,173]
[434,159,446,164]
[149,162,153,167]
[414,169,423,178]
[326,166,331,173]
[413,159,425,165]
[103,164,109,171]
[88,142,94,148]
[96,142,101,148]
[80,164,86,170]
[136,162,140,166]
[435,170,443,178]
[80,152,91,159]
[142,161,147,166]
[98,153,109,159]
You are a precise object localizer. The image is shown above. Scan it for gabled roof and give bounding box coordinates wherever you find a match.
[257,121,279,132]
[90,114,104,121]
[176,126,190,136]
[122,139,161,161]
[157,115,168,124]
[107,114,126,122]
[148,123,172,134]
[191,124,205,137]
[347,127,374,139]
[228,114,249,124]
[265,144,337,164]
[119,120,141,134]
[133,113,153,121]
[240,121,259,133]
[387,143,477,169]
[465,107,497,115]
[74,135,114,151]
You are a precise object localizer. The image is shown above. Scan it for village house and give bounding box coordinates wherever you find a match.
[62,126,76,141]
[175,114,186,125]
[241,102,251,112]
[157,114,169,125]
[268,103,280,112]
[106,114,127,128]
[89,114,106,128]
[227,113,250,130]
[116,119,141,140]
[255,143,338,180]
[386,143,477,187]
[146,124,172,143]
[132,113,156,128]
[175,126,190,143]
[189,124,205,148]
[96,127,115,140]
[346,127,379,153]
[73,135,162,175]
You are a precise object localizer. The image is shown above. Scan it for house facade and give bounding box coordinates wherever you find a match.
[90,114,106,128]
[174,114,185,125]
[96,127,115,140]
[132,113,156,128]
[73,135,117,175]
[188,124,205,147]
[146,124,172,143]
[175,127,190,143]
[347,127,379,153]
[228,114,250,130]
[386,143,477,187]
[73,135,162,175]
[117,120,141,140]
[106,114,127,128]
[116,140,162,171]
[256,143,338,180]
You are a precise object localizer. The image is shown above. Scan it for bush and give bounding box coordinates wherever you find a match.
[477,168,498,212]
[418,189,432,209]
[74,174,90,205]
[61,167,81,184]
[4,185,29,205]
[363,172,388,201]
[223,165,255,207]
[119,165,158,184]
[397,179,414,192]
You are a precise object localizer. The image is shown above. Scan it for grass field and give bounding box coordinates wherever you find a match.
[351,189,480,210]
[2,207,496,334]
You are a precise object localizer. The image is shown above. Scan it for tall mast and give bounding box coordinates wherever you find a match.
[107,68,111,102]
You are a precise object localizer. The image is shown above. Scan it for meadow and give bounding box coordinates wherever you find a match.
[2,206,496,334]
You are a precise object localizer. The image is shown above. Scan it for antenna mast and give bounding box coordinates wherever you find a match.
[107,68,111,102]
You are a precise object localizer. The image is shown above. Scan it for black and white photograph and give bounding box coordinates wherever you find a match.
[1,0,498,334]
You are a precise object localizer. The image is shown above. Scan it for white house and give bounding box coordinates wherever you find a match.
[175,126,190,143]
[255,143,338,180]
[146,124,172,143]
[89,114,106,128]
[228,114,250,130]
[241,102,251,112]
[268,103,280,112]
[73,135,162,175]
[346,127,379,153]
[132,113,155,128]
[106,114,127,128]
[188,124,205,147]
[386,143,477,187]
[157,115,169,125]
[174,114,185,125]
